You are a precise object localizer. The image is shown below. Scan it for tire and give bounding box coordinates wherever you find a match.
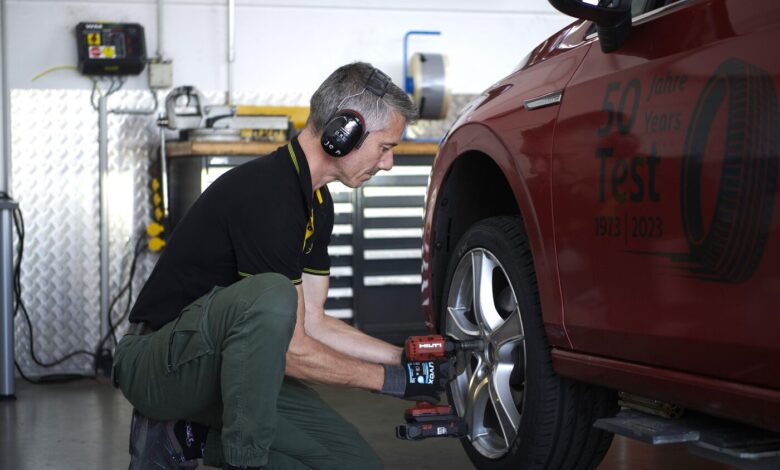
[441,216,617,470]
[681,58,779,282]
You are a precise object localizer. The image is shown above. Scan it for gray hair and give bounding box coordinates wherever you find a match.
[307,62,418,134]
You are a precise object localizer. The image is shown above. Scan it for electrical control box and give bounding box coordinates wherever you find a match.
[76,22,147,75]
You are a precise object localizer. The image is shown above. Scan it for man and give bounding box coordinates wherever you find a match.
[112,62,449,470]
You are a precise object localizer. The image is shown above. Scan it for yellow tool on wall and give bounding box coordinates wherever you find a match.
[147,177,166,252]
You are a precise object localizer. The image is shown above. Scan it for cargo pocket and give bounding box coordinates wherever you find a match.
[166,302,213,374]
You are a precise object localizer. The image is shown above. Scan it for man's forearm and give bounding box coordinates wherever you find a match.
[306,314,403,365]
[284,332,385,390]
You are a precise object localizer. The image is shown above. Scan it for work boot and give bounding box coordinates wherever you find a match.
[128,409,199,469]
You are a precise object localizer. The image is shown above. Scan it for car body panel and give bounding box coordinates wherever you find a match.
[422,0,780,430]
[552,0,780,390]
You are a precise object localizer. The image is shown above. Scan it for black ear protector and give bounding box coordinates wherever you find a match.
[320,68,391,157]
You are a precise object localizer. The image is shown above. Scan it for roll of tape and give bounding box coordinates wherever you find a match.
[409,52,451,120]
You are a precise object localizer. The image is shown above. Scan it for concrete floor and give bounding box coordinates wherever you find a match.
[0,379,736,470]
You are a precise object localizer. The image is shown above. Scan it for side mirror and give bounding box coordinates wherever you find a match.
[548,0,632,53]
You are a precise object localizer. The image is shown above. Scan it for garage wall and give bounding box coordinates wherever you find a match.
[4,0,573,377]
[6,0,572,95]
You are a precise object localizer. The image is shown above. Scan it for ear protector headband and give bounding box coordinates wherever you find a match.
[320,69,391,157]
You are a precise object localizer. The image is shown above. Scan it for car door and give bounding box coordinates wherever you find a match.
[551,0,780,389]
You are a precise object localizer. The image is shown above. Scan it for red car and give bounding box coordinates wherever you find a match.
[420,0,780,468]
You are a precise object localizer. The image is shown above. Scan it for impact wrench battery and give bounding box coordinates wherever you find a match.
[395,335,484,441]
[396,403,467,440]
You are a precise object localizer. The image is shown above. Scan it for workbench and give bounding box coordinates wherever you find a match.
[166,140,440,158]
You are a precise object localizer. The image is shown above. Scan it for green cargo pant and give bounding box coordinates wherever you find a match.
[113,273,382,469]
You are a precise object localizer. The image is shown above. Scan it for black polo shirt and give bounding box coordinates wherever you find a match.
[129,137,333,330]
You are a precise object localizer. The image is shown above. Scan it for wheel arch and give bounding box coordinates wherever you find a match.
[430,151,522,325]
[423,123,567,347]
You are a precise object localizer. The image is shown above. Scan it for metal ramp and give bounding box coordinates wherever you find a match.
[594,410,780,470]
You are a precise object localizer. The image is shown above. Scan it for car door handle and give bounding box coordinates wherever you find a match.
[524,90,563,110]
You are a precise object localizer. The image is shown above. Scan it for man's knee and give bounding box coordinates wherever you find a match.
[238,273,297,333]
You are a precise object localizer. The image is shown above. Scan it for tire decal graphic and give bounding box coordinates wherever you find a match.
[681,58,779,283]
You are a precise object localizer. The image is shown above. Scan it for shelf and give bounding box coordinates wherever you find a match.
[166,140,439,158]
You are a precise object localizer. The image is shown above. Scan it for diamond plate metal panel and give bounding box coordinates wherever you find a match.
[11,89,161,376]
[11,89,101,375]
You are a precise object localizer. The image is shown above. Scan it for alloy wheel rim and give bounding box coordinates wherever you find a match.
[445,247,527,459]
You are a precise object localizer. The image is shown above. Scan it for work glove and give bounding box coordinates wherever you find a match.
[380,359,454,404]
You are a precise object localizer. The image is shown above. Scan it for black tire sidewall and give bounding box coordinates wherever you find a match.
[440,217,558,470]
